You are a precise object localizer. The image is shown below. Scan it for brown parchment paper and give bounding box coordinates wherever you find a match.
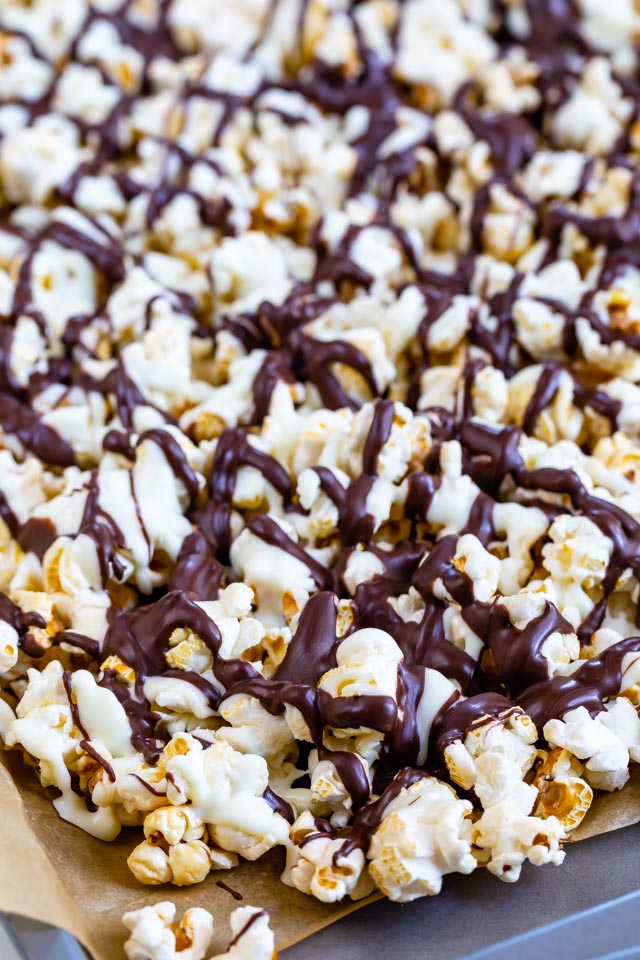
[1,746,639,960]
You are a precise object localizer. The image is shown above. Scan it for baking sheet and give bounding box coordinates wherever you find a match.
[1,746,640,959]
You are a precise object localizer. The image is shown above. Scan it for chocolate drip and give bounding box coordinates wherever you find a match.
[103,429,135,460]
[17,518,57,560]
[168,531,223,600]
[224,290,378,413]
[79,472,127,585]
[455,86,537,178]
[80,740,116,783]
[431,693,515,757]
[103,591,223,681]
[0,396,74,467]
[521,636,640,726]
[362,400,395,476]
[138,429,200,503]
[263,786,295,823]
[216,880,243,901]
[460,421,640,643]
[132,775,166,798]
[228,909,267,948]
[246,515,332,589]
[523,365,563,435]
[54,631,100,658]
[63,670,90,740]
[524,365,622,436]
[467,601,574,698]
[210,428,292,504]
[98,362,161,431]
[99,670,163,763]
[0,592,46,657]
[303,767,429,861]
[315,468,376,546]
[251,352,296,425]
[275,592,339,685]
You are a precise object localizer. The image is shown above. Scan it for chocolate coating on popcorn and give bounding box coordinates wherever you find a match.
[2,0,640,906]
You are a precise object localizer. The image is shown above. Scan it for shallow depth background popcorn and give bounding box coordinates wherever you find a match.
[1,0,640,950]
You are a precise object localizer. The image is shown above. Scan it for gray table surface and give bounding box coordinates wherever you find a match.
[5,822,640,959]
[286,823,640,960]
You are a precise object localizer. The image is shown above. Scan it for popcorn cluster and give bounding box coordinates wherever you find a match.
[2,0,640,951]
[122,901,274,960]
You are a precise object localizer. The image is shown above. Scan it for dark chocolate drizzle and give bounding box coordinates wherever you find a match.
[3,0,640,869]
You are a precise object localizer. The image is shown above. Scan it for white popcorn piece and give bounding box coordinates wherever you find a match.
[211,231,291,312]
[521,150,586,202]
[197,582,265,660]
[368,777,476,901]
[427,296,485,353]
[472,801,565,882]
[209,906,275,960]
[553,58,633,155]
[394,0,497,106]
[444,709,538,803]
[162,735,290,860]
[319,628,403,702]
[342,549,385,595]
[96,437,195,593]
[452,534,500,602]
[0,620,19,676]
[3,661,122,840]
[284,809,373,902]
[0,119,86,204]
[218,693,294,760]
[542,515,613,623]
[425,441,480,534]
[544,706,634,791]
[443,710,566,880]
[123,901,214,960]
[230,520,317,626]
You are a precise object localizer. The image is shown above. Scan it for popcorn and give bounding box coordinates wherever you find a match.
[0,119,86,204]
[472,799,565,882]
[319,628,403,702]
[128,807,217,886]
[211,232,291,312]
[123,902,214,960]
[368,777,476,900]
[452,534,500,602]
[444,709,538,803]
[520,151,586,203]
[162,736,290,861]
[542,515,613,622]
[394,0,497,106]
[218,693,294,760]
[533,748,593,831]
[0,620,19,676]
[210,906,275,960]
[552,58,633,155]
[230,520,317,626]
[544,704,638,791]
[5,0,640,926]
[3,661,121,840]
[285,809,373,902]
